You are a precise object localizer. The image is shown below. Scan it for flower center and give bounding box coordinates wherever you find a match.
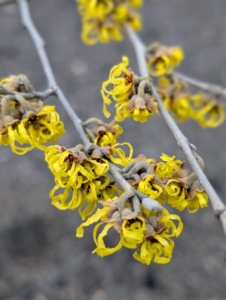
[28,116,40,125]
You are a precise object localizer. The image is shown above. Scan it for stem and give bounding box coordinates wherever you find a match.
[174,72,226,97]
[1,96,11,117]
[127,24,226,98]
[0,86,55,100]
[125,24,226,234]
[109,162,163,212]
[132,195,141,213]
[109,162,134,193]
[17,0,91,148]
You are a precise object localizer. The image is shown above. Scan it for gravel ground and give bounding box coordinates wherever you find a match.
[0,1,226,300]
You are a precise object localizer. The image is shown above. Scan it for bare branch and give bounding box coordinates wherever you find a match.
[17,0,91,148]
[125,24,226,234]
[109,162,163,212]
[174,72,226,97]
[0,86,55,100]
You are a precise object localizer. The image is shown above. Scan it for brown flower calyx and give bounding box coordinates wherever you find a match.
[157,75,189,101]
[83,118,117,137]
[86,144,113,159]
[61,144,88,164]
[194,92,224,110]
[171,161,205,199]
[1,75,34,93]
[0,116,19,134]
[120,154,157,180]
[146,43,180,63]
[144,211,166,239]
[22,101,44,119]
[101,202,138,233]
[0,94,44,130]
[127,79,158,113]
[61,144,113,164]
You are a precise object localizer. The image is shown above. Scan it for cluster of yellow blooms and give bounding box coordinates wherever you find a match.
[43,123,207,264]
[122,153,208,213]
[102,56,158,123]
[146,43,184,77]
[144,43,225,127]
[77,203,183,265]
[0,74,209,265]
[0,75,65,154]
[157,75,225,127]
[45,142,133,219]
[0,0,220,268]
[76,0,142,44]
[74,151,208,265]
[101,55,225,127]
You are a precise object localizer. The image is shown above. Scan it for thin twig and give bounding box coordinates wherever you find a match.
[174,72,226,97]
[109,161,135,193]
[109,162,163,211]
[17,0,91,148]
[0,86,55,100]
[135,25,226,97]
[125,24,226,234]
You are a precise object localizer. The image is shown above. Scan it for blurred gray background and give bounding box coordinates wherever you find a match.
[0,0,226,299]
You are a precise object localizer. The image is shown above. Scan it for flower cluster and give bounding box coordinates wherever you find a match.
[190,93,225,128]
[72,146,207,265]
[157,75,225,127]
[76,0,142,44]
[0,75,65,154]
[121,153,208,213]
[45,142,133,219]
[82,118,123,146]
[146,43,184,76]
[102,56,158,123]
[76,199,183,265]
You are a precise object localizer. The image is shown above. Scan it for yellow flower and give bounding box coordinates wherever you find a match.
[77,204,183,265]
[81,16,123,45]
[78,176,122,220]
[93,216,146,257]
[191,93,225,128]
[102,56,135,118]
[102,59,157,123]
[171,95,194,122]
[133,208,183,265]
[147,44,184,76]
[115,102,156,123]
[77,0,114,20]
[76,203,146,257]
[155,153,182,178]
[157,76,195,122]
[108,142,133,167]
[137,175,163,200]
[166,179,208,213]
[129,0,143,8]
[94,123,123,146]
[0,106,65,155]
[76,0,142,45]
[45,145,110,211]
[112,4,142,31]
